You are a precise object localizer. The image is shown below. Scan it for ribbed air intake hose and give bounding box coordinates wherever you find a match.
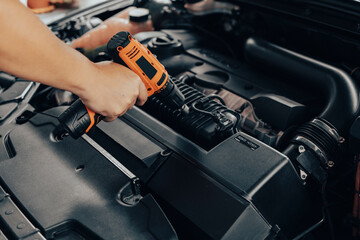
[244,37,359,167]
[244,37,359,134]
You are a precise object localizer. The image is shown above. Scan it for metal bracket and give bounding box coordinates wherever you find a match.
[117,178,143,206]
[82,134,144,206]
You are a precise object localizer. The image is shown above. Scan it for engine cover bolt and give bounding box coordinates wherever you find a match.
[328,161,335,168]
[298,145,306,153]
[300,169,307,180]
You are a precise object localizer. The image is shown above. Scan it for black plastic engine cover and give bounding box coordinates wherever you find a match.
[121,107,323,239]
[0,103,323,239]
[0,109,177,240]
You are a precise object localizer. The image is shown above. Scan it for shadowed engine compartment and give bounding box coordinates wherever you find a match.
[0,0,360,239]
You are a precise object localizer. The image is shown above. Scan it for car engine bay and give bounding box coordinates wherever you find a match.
[1,0,360,239]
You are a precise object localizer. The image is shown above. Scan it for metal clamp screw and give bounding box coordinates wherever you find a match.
[327,161,335,168]
[298,145,306,153]
[300,169,308,180]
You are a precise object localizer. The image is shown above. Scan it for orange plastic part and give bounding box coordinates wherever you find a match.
[27,0,78,13]
[27,0,55,13]
[84,107,102,133]
[117,35,168,96]
[27,0,50,8]
[50,0,79,8]
[85,106,96,133]
[71,7,154,50]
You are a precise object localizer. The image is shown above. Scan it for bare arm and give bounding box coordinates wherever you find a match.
[0,0,147,121]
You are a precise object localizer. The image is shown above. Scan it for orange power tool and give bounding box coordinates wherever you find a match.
[54,31,187,140]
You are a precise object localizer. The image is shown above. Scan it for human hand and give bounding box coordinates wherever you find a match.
[76,61,148,122]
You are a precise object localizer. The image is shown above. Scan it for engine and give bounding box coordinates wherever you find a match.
[0,1,359,239]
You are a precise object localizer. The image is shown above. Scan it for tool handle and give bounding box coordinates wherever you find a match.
[58,99,104,139]
[57,31,184,140]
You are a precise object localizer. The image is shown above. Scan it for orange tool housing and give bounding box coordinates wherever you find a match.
[116,34,168,96]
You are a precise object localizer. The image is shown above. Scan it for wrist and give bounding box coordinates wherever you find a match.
[62,56,99,99]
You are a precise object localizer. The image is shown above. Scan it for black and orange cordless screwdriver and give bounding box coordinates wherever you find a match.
[54,31,187,140]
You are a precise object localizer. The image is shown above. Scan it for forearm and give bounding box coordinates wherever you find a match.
[0,0,147,120]
[0,0,94,95]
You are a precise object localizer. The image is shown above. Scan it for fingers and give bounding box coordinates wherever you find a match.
[119,67,147,106]
[104,115,118,122]
[136,81,148,106]
[105,89,146,121]
[80,62,149,123]
[103,92,138,122]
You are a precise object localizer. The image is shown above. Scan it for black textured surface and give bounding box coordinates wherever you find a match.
[125,106,322,238]
[142,77,236,149]
[0,82,32,104]
[0,103,18,122]
[0,186,42,240]
[0,110,176,240]
[148,153,272,239]
[108,31,131,51]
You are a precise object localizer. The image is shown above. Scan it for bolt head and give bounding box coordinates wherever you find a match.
[298,145,306,153]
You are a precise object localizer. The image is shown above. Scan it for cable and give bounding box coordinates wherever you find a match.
[207,94,226,105]
[223,109,241,133]
[292,213,325,240]
[191,99,214,116]
[292,180,335,240]
[191,96,240,133]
